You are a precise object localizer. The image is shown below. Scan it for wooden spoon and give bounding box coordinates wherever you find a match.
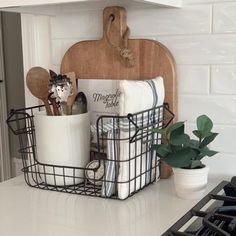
[26,67,53,116]
[65,72,78,115]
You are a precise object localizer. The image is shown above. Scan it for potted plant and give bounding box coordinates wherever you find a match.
[152,115,219,199]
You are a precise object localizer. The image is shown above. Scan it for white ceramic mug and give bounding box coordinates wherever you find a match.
[34,111,90,186]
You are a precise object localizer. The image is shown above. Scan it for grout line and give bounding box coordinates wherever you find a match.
[208,65,212,95]
[207,64,236,66]
[51,32,236,41]
[186,121,236,127]
[184,1,236,6]
[177,63,236,66]
[160,32,236,38]
[152,32,236,38]
[210,4,214,34]
[179,93,236,97]
[214,152,236,156]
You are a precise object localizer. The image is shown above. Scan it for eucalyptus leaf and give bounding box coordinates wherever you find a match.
[190,160,204,169]
[200,146,218,158]
[170,145,184,152]
[167,122,185,135]
[170,123,185,138]
[196,152,207,160]
[193,130,202,139]
[188,140,201,155]
[188,139,200,149]
[164,148,197,168]
[197,115,213,137]
[153,144,171,158]
[170,134,190,146]
[200,132,218,148]
[151,114,218,170]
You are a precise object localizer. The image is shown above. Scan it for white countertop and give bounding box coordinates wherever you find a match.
[0,175,223,236]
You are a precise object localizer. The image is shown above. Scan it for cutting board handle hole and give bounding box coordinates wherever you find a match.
[110,14,115,22]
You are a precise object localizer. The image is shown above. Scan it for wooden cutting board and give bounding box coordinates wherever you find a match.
[60,6,177,116]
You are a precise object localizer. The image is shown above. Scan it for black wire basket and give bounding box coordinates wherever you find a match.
[7,103,174,200]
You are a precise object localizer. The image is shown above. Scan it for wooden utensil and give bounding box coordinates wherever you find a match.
[48,92,60,116]
[26,67,53,116]
[65,72,77,115]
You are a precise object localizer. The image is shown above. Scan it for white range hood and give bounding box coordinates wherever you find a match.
[0,0,182,8]
[0,0,182,15]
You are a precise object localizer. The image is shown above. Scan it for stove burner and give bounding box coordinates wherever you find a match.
[162,177,236,236]
[203,210,236,235]
[224,177,236,200]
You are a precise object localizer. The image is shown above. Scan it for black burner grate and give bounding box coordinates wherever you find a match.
[162,180,236,236]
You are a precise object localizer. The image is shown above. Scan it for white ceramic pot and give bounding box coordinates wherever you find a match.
[34,111,90,186]
[173,166,209,199]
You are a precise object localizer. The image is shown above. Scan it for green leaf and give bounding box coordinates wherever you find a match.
[206,150,218,156]
[171,145,184,152]
[188,140,201,155]
[152,144,171,158]
[170,134,190,146]
[190,160,204,169]
[197,115,213,137]
[196,153,207,161]
[188,139,200,149]
[200,132,218,148]
[164,148,197,168]
[198,146,218,159]
[193,130,202,139]
[167,122,185,135]
[170,123,185,138]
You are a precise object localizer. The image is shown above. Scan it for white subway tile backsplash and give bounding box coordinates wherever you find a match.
[158,35,236,65]
[211,65,236,94]
[178,95,236,124]
[51,40,63,65]
[50,11,103,39]
[178,66,210,94]
[203,153,235,180]
[128,5,211,36]
[52,39,92,67]
[213,3,236,33]
[210,124,236,153]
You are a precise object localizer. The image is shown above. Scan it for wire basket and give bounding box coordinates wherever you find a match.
[7,103,174,200]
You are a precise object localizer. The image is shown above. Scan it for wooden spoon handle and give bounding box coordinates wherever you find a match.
[66,105,73,116]
[42,98,53,116]
[66,72,77,115]
[48,96,60,116]
[51,99,60,116]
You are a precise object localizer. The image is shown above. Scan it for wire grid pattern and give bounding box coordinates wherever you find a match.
[7,104,174,200]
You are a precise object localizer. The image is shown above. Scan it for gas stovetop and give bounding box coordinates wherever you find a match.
[162,177,236,236]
